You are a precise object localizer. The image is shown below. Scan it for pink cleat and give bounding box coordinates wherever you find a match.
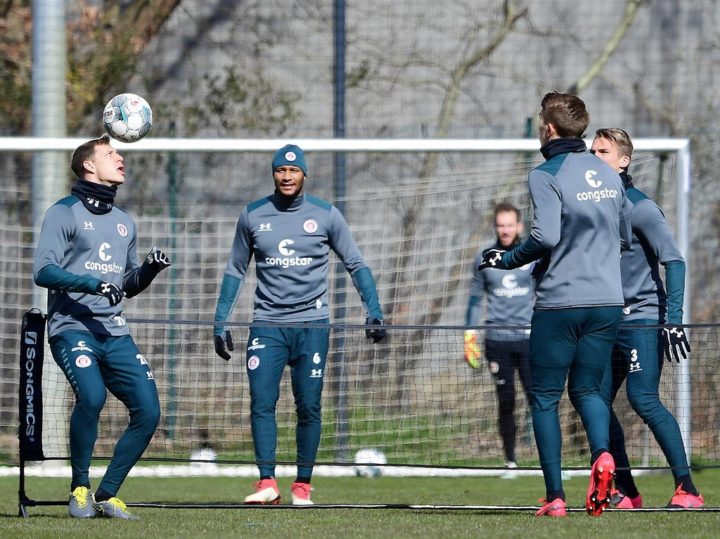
[667,485,704,509]
[291,482,313,506]
[610,489,643,509]
[535,497,567,517]
[244,478,281,505]
[585,452,615,516]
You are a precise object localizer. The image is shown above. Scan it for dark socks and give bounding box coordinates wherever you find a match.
[547,489,565,502]
[615,468,640,498]
[675,475,699,496]
[294,476,311,484]
[94,488,113,502]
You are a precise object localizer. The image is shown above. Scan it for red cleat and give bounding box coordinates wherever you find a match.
[535,497,567,517]
[667,485,704,509]
[586,452,615,516]
[610,489,643,509]
[291,482,313,506]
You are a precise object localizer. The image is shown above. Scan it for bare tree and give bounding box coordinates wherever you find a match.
[567,0,648,94]
[0,1,181,134]
[386,0,528,326]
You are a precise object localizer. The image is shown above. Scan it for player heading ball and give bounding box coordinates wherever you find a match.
[33,134,172,520]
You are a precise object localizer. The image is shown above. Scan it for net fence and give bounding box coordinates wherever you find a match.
[8,318,720,472]
[0,144,691,470]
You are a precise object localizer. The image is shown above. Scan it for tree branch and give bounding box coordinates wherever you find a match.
[386,0,527,323]
[67,0,181,127]
[567,0,648,94]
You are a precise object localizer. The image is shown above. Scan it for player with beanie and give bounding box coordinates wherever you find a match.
[214,143,386,505]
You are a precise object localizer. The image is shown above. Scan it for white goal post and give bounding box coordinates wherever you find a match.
[1,135,692,319]
[0,136,693,457]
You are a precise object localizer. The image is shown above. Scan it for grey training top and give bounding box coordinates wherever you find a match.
[215,192,381,324]
[504,144,632,309]
[621,182,684,323]
[33,195,139,337]
[467,247,534,341]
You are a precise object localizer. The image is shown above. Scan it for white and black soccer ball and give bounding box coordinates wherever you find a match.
[353,448,387,478]
[102,93,152,142]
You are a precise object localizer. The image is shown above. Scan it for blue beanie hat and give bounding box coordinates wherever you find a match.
[272,144,307,176]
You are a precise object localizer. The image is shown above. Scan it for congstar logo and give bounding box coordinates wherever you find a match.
[99,242,112,261]
[493,274,530,298]
[84,242,123,274]
[585,170,602,188]
[278,239,295,256]
[577,170,619,203]
[265,239,312,268]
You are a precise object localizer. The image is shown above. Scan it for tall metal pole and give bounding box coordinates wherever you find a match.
[165,123,180,440]
[31,0,68,459]
[676,143,692,456]
[32,0,67,275]
[332,0,350,463]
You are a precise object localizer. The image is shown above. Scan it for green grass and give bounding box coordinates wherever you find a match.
[0,470,718,538]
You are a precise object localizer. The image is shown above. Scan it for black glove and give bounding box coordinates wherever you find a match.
[477,248,506,271]
[662,326,691,362]
[144,247,172,272]
[365,318,386,344]
[214,330,234,361]
[96,282,123,306]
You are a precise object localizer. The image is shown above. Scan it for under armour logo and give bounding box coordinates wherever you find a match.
[488,252,503,267]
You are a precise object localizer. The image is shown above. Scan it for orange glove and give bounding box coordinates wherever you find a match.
[463,330,481,368]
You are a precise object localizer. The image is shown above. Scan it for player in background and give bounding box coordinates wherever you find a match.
[465,202,533,477]
[591,128,703,509]
[477,92,632,517]
[213,144,386,505]
[33,135,171,520]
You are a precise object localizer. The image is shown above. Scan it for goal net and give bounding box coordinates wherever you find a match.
[3,137,714,508]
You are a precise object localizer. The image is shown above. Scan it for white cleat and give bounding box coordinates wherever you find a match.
[244,479,281,505]
[291,482,314,505]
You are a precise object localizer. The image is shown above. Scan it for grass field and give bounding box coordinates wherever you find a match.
[0,470,718,538]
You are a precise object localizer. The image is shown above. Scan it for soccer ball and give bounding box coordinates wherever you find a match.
[353,448,387,478]
[189,446,219,474]
[102,93,152,142]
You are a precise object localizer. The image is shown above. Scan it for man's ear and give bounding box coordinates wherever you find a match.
[83,159,95,175]
[619,155,631,170]
[546,122,559,139]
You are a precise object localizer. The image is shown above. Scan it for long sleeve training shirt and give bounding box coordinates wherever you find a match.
[215,192,382,328]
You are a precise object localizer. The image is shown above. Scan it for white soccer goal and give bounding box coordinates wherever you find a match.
[0,137,697,497]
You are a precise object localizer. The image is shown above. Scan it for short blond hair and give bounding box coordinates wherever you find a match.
[594,128,634,163]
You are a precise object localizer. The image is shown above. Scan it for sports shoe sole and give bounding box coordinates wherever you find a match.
[245,497,282,505]
[586,457,615,516]
[244,487,281,505]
